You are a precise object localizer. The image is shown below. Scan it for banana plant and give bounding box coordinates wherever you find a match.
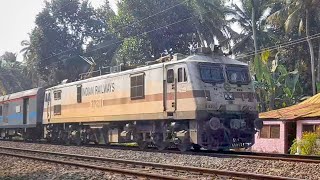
[253,50,300,111]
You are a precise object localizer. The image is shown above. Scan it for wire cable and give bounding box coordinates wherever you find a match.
[235,32,320,59]
[41,0,189,62]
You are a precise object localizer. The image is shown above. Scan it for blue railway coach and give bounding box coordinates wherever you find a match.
[0,88,44,140]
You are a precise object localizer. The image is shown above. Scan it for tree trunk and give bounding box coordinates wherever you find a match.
[251,0,258,62]
[317,40,320,86]
[306,10,316,95]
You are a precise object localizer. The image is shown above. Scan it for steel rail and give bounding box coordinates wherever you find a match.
[208,151,320,164]
[0,146,299,180]
[1,139,319,164]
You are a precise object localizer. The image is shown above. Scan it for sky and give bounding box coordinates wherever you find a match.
[0,0,240,61]
[0,0,117,60]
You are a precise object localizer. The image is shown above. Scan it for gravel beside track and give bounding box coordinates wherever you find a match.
[0,141,320,180]
[0,155,134,180]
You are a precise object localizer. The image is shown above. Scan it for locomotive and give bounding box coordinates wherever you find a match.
[0,47,263,151]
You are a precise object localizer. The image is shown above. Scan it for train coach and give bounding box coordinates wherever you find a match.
[0,88,44,140]
[43,47,263,151]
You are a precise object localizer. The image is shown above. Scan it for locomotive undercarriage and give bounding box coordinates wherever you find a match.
[0,127,42,141]
[44,120,193,151]
[198,112,260,150]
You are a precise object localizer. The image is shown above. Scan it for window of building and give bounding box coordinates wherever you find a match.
[260,125,280,139]
[167,69,174,83]
[77,85,82,103]
[54,105,61,115]
[54,90,62,100]
[131,74,145,100]
[302,124,320,133]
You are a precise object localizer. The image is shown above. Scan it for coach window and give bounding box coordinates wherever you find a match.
[77,85,82,103]
[131,74,145,100]
[54,105,61,115]
[260,125,280,139]
[54,90,62,100]
[167,69,174,83]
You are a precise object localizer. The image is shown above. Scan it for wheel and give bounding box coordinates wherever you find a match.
[74,131,82,146]
[177,140,191,152]
[153,133,168,151]
[192,144,201,151]
[137,140,148,150]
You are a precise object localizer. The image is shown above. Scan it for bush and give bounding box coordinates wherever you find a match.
[290,131,319,155]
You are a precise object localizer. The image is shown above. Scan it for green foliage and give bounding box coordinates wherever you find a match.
[254,50,301,111]
[14,0,320,104]
[114,37,152,66]
[290,131,319,155]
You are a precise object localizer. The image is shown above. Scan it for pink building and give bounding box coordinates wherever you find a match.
[252,94,320,154]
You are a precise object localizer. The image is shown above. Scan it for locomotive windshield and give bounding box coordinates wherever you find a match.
[226,65,250,85]
[199,63,224,83]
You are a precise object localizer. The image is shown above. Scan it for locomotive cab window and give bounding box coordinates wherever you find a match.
[54,90,62,100]
[167,69,174,83]
[178,68,188,82]
[226,65,251,85]
[131,74,145,100]
[199,63,224,83]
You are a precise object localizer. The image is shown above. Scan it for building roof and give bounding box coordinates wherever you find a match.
[259,93,320,120]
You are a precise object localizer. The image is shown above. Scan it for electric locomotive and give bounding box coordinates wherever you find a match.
[0,47,263,151]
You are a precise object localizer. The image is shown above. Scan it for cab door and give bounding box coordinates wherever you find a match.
[45,91,52,122]
[165,66,177,114]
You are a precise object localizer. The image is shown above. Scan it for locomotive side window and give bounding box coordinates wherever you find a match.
[178,68,182,82]
[54,90,62,100]
[167,69,174,83]
[131,74,145,100]
[178,68,188,82]
[77,85,82,103]
[54,105,61,115]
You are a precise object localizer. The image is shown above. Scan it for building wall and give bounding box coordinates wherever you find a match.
[296,120,320,140]
[252,121,286,154]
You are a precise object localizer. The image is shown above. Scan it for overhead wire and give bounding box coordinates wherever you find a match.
[41,0,189,62]
[40,0,320,68]
[235,32,320,60]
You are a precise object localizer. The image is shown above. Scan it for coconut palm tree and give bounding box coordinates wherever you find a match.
[268,0,320,95]
[20,39,31,60]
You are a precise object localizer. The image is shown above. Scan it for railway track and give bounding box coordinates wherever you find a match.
[2,139,320,164]
[0,146,299,180]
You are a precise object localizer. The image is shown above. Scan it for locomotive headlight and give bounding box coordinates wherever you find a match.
[224,92,234,100]
[208,117,221,131]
